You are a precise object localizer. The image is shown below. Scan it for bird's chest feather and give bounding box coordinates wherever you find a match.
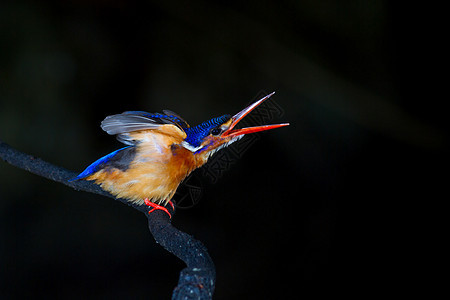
[89,141,201,205]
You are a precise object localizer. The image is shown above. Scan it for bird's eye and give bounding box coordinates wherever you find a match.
[210,128,221,136]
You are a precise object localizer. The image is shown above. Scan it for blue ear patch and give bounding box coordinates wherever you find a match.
[184,114,231,147]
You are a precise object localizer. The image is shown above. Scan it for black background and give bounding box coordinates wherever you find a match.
[1,1,445,299]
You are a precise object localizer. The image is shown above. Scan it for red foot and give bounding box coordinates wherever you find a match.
[144,198,173,219]
[168,200,175,210]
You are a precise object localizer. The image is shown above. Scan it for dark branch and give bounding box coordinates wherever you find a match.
[0,139,215,299]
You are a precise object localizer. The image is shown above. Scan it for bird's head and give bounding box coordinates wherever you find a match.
[181,92,289,158]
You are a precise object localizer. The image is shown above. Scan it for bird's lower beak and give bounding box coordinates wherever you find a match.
[222,92,289,137]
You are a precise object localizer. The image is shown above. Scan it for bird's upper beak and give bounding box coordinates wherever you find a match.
[222,92,289,137]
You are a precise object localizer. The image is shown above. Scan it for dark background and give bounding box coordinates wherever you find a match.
[0,1,445,299]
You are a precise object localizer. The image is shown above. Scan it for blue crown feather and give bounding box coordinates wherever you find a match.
[184,114,231,147]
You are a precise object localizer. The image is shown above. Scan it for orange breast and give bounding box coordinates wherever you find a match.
[86,139,204,206]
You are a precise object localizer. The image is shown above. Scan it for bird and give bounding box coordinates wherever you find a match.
[70,92,289,218]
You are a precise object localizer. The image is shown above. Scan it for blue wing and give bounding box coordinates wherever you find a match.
[69,146,135,181]
[101,111,189,135]
[100,111,189,145]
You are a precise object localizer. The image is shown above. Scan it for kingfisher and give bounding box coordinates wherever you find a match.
[70,92,289,218]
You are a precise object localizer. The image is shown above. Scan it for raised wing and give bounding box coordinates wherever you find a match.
[101,111,188,145]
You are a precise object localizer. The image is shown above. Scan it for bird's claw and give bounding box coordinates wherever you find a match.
[144,198,172,219]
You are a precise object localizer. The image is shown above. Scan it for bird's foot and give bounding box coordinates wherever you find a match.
[168,200,175,210]
[144,198,173,219]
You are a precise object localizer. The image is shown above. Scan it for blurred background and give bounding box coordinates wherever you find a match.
[0,1,445,298]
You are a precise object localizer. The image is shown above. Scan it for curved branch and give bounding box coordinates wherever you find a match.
[0,139,215,299]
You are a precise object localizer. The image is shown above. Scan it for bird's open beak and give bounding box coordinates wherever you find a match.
[222,92,289,137]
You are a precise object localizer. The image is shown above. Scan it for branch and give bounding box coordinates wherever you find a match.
[0,139,215,299]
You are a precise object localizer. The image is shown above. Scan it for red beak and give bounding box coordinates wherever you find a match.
[222,92,289,137]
